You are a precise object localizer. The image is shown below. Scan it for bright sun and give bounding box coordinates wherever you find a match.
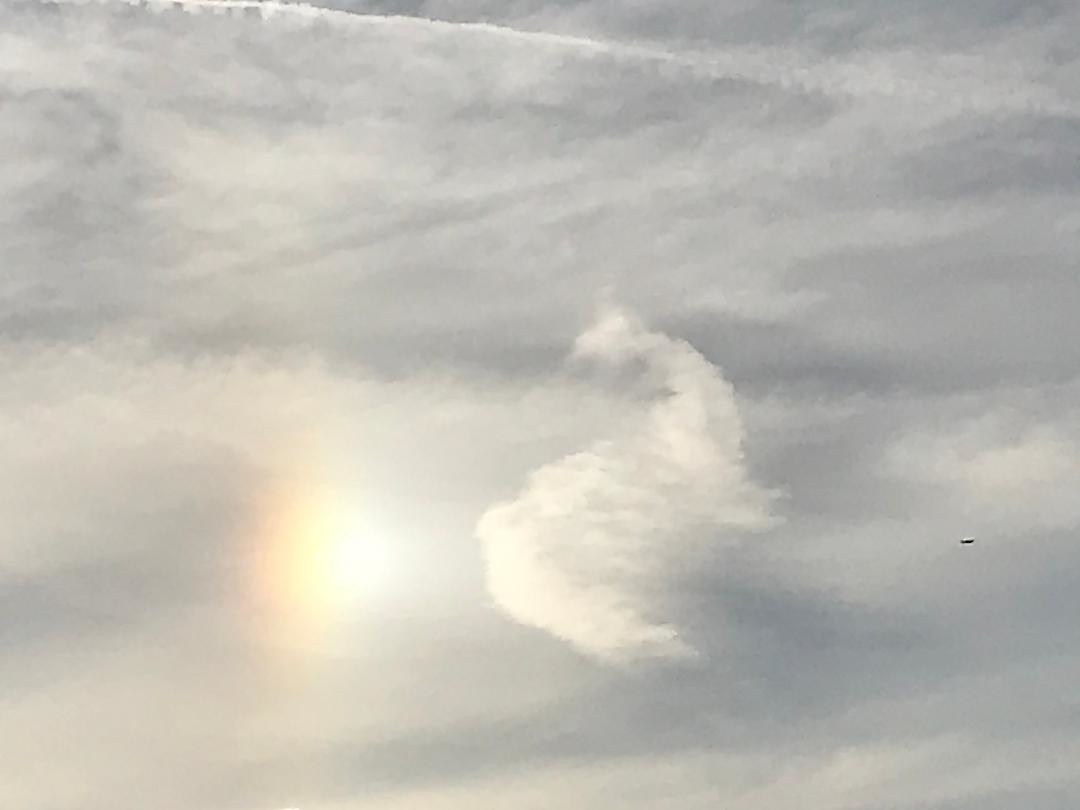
[323,520,398,604]
[254,485,400,639]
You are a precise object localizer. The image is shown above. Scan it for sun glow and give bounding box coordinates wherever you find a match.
[325,523,398,603]
[250,480,398,643]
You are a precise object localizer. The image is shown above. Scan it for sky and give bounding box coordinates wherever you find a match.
[3,0,1080,807]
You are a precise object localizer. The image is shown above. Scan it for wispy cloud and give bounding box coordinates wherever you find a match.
[886,409,1080,531]
[51,0,1078,116]
[478,303,780,661]
[7,0,1080,806]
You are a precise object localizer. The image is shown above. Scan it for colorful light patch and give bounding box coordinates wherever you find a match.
[247,477,396,647]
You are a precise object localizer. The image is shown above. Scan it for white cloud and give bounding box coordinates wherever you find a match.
[7,0,1080,806]
[52,0,1078,118]
[886,411,1080,531]
[477,303,780,662]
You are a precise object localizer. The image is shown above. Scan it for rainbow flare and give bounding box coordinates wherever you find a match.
[244,466,395,652]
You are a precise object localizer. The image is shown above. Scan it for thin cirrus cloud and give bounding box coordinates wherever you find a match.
[6,0,1080,808]
[46,0,1079,120]
[478,302,780,662]
[886,410,1080,531]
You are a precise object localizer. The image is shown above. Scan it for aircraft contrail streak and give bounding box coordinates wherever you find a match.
[39,0,1077,115]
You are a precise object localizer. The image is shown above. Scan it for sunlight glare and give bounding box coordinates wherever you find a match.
[324,517,399,605]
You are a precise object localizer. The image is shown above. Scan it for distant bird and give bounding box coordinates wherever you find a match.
[960,536,976,545]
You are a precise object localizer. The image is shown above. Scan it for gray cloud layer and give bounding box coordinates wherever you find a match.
[4,0,1080,808]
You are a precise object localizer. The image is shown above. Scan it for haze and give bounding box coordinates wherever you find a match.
[3,1,1080,808]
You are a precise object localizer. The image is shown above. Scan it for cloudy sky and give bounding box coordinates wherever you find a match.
[4,0,1080,807]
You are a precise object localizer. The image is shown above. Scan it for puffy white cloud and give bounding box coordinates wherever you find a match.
[477,303,780,662]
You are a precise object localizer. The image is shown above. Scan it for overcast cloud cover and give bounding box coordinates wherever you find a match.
[3,0,1080,807]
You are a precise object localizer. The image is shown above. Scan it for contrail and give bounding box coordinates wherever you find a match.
[41,0,671,56]
[40,0,1075,115]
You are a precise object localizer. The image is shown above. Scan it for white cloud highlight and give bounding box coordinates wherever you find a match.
[51,0,1076,116]
[477,304,780,662]
[887,412,1080,531]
